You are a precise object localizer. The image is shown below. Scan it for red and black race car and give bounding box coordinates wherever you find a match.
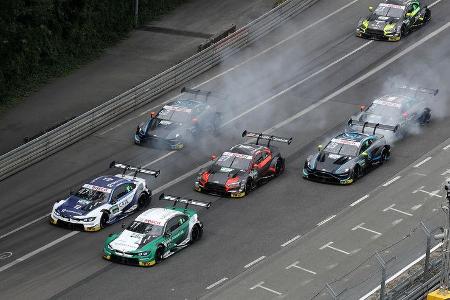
[194,131,292,198]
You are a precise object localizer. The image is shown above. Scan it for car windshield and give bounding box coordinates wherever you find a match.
[157,106,191,123]
[324,141,359,157]
[127,221,163,236]
[360,103,402,126]
[216,153,252,170]
[374,5,404,18]
[74,187,108,203]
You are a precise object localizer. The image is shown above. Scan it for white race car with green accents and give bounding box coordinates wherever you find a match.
[103,194,211,267]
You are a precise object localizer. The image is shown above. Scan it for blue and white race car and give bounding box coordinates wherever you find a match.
[50,162,159,231]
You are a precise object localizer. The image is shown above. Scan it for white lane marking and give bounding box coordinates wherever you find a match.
[0,214,50,240]
[317,215,336,226]
[429,0,443,8]
[250,281,283,296]
[352,223,382,238]
[206,277,228,290]
[411,172,427,176]
[281,234,301,247]
[413,156,432,168]
[0,231,79,273]
[382,176,401,187]
[360,242,443,300]
[319,242,351,255]
[443,144,450,150]
[260,22,450,135]
[383,204,413,216]
[0,252,12,260]
[412,186,442,198]
[286,261,317,275]
[223,41,373,127]
[244,256,266,269]
[100,0,362,135]
[142,151,175,168]
[441,169,450,176]
[411,204,422,211]
[350,194,369,207]
[392,218,403,226]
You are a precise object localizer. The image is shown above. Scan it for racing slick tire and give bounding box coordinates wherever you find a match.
[418,108,431,125]
[352,165,362,182]
[100,212,109,229]
[380,149,390,164]
[190,224,203,243]
[424,8,431,23]
[400,25,408,38]
[245,179,256,195]
[136,192,151,211]
[155,245,165,263]
[212,113,223,135]
[274,157,285,176]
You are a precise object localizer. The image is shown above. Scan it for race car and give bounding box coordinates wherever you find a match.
[134,87,223,150]
[348,86,437,137]
[50,162,159,231]
[356,0,431,41]
[303,124,396,184]
[103,193,211,267]
[194,130,292,197]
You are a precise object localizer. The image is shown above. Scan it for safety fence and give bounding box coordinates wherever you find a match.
[0,0,318,181]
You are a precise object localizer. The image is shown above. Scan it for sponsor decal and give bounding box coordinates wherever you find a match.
[82,184,112,193]
[221,152,253,160]
[373,99,401,108]
[141,219,163,226]
[328,154,342,159]
[220,167,234,173]
[162,105,192,113]
[331,139,361,147]
[379,3,405,9]
[159,120,172,126]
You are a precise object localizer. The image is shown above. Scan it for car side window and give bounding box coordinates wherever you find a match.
[179,215,189,226]
[254,152,263,163]
[111,184,135,203]
[166,217,181,233]
[360,139,372,153]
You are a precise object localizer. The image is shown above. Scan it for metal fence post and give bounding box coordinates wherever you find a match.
[422,221,432,277]
[325,283,339,300]
[134,0,139,28]
[375,253,387,300]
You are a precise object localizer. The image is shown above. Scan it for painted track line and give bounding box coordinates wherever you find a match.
[0,214,49,240]
[317,215,336,226]
[350,194,369,207]
[443,144,450,150]
[99,0,361,135]
[281,235,301,247]
[413,156,432,168]
[0,231,79,273]
[244,256,266,269]
[206,277,228,290]
[382,175,401,187]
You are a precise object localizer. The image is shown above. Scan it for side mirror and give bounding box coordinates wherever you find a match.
[361,151,369,158]
[318,145,323,152]
[369,6,373,12]
[210,154,217,161]
[150,111,156,118]
[360,105,366,112]
[121,223,126,229]
[164,232,171,238]
[253,163,259,169]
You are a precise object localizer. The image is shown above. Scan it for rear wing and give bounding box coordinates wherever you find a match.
[347,119,398,135]
[180,87,228,102]
[109,161,160,178]
[397,85,439,96]
[159,193,211,210]
[242,130,292,147]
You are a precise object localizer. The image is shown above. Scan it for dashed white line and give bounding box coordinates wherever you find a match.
[413,156,432,168]
[411,204,422,211]
[317,215,336,226]
[206,277,228,290]
[382,175,401,187]
[0,214,50,240]
[281,235,301,247]
[244,256,266,269]
[444,144,450,150]
[392,218,403,226]
[0,231,79,273]
[350,194,369,207]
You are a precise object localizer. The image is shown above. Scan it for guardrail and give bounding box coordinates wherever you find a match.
[0,0,318,181]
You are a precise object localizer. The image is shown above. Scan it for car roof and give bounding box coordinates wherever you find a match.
[384,0,409,6]
[229,143,266,156]
[135,208,183,226]
[167,99,205,109]
[89,175,133,190]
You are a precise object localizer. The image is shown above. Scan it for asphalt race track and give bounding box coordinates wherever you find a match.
[1,0,450,299]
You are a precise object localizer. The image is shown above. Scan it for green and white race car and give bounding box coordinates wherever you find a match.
[103,194,211,267]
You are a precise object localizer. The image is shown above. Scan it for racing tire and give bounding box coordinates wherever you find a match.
[352,166,362,182]
[155,245,165,264]
[245,179,256,195]
[136,193,150,211]
[190,224,203,243]
[424,9,431,23]
[100,213,109,229]
[380,149,390,164]
[274,158,284,176]
[400,25,408,38]
[212,113,223,135]
[418,108,431,125]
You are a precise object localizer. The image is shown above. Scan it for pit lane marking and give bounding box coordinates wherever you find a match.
[281,235,301,247]
[206,277,228,290]
[244,256,266,269]
[443,144,450,150]
[352,223,382,239]
[317,215,336,226]
[286,261,316,275]
[383,204,413,216]
[350,194,369,207]
[392,218,403,226]
[413,156,432,168]
[250,281,283,296]
[0,231,78,273]
[0,252,12,260]
[99,0,363,136]
[412,186,442,198]
[319,242,352,255]
[382,176,401,187]
[441,169,450,176]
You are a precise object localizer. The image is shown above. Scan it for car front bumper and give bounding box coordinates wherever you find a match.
[103,250,156,267]
[302,168,353,185]
[356,29,400,41]
[194,182,246,198]
[50,214,100,232]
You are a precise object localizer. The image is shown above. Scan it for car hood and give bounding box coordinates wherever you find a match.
[314,152,354,173]
[367,17,399,30]
[206,165,246,185]
[110,230,160,252]
[148,120,184,140]
[56,195,102,217]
